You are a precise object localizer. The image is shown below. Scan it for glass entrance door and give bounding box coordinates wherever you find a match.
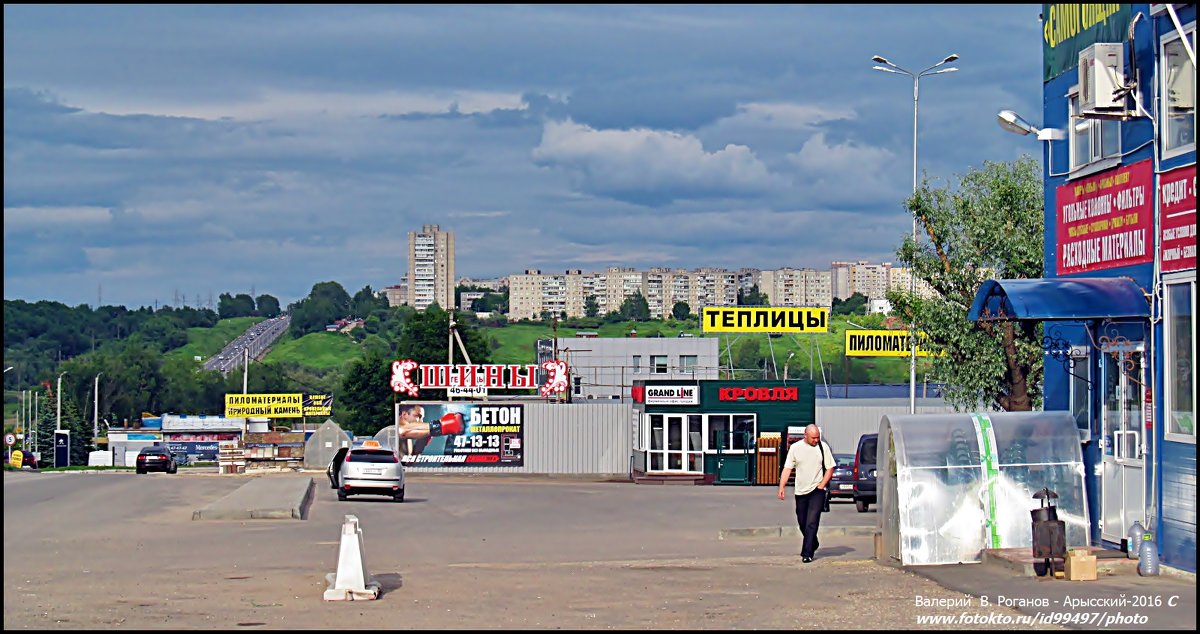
[1099,346,1146,545]
[648,414,703,473]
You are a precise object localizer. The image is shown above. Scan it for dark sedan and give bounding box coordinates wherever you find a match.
[828,453,856,500]
[135,446,178,474]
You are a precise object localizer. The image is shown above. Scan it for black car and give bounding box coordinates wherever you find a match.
[828,453,856,500]
[136,446,178,474]
[853,433,878,512]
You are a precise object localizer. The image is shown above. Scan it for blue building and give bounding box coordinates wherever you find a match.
[973,4,1194,572]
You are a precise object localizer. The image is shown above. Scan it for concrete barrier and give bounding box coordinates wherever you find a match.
[192,476,313,520]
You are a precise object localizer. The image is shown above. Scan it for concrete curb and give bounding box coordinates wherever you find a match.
[719,525,877,540]
[192,476,314,520]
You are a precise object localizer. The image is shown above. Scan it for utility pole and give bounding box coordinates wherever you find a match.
[243,347,249,394]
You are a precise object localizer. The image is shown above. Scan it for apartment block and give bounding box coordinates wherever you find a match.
[406,224,455,311]
[831,260,935,302]
[758,267,832,308]
[383,281,409,308]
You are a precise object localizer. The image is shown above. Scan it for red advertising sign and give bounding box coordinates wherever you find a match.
[1160,165,1197,273]
[390,360,568,398]
[1056,160,1154,275]
[718,387,799,402]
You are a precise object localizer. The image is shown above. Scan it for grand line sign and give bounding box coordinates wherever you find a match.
[391,360,569,397]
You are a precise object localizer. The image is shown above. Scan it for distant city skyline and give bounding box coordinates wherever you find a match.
[3,5,1043,308]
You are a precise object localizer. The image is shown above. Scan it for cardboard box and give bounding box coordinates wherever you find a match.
[1065,550,1098,581]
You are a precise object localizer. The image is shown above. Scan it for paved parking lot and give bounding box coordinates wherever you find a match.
[0,470,1125,629]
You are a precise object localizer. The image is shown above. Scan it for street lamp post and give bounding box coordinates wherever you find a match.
[56,371,67,431]
[871,52,959,415]
[783,352,795,384]
[94,372,103,447]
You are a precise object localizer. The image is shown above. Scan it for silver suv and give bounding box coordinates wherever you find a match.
[327,441,406,502]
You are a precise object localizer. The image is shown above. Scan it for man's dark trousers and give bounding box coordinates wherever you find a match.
[793,488,826,558]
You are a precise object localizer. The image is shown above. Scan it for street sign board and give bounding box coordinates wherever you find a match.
[4,433,14,446]
[54,430,70,468]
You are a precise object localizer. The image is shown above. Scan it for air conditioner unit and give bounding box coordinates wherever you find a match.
[1079,42,1126,112]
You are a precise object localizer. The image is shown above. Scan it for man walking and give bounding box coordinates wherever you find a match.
[777,424,835,563]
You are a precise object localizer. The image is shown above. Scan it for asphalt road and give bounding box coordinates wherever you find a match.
[0,470,1095,629]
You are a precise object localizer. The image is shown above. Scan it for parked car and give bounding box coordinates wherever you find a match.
[828,452,856,501]
[853,433,878,512]
[327,440,406,502]
[136,446,178,474]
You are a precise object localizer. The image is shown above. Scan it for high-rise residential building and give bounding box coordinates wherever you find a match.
[508,266,744,321]
[888,266,937,300]
[831,261,935,303]
[758,268,832,308]
[407,224,455,311]
[831,260,891,301]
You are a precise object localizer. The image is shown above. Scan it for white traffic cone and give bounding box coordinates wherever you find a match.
[323,514,381,600]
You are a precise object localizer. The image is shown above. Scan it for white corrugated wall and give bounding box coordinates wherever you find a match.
[404,400,961,475]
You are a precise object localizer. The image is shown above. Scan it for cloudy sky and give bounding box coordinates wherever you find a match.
[3,5,1044,309]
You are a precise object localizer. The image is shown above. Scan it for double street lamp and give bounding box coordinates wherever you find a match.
[871,52,959,414]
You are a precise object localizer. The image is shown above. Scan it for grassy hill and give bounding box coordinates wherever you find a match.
[150,314,918,383]
[163,317,264,364]
[263,331,364,370]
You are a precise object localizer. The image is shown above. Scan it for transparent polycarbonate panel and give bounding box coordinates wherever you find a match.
[881,411,1089,566]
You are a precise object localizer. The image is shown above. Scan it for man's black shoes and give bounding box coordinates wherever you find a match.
[802,556,813,563]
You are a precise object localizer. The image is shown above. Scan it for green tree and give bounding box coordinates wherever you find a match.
[255,294,281,318]
[396,306,491,366]
[288,281,353,337]
[584,295,600,318]
[618,292,650,321]
[832,292,868,316]
[34,383,92,464]
[218,293,256,318]
[339,349,396,436]
[890,155,1044,412]
[671,301,691,320]
[731,338,764,379]
[737,284,769,306]
[351,285,385,318]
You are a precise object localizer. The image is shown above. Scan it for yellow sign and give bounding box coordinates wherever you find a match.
[845,329,933,357]
[10,449,24,469]
[702,307,829,334]
[224,393,304,418]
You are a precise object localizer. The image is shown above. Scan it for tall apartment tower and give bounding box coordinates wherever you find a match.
[406,224,455,311]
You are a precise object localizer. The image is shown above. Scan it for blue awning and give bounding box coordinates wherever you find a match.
[968,278,1150,322]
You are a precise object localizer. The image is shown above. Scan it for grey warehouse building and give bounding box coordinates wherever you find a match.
[541,336,720,402]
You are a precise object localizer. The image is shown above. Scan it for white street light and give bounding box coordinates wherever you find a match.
[783,351,796,384]
[3,366,13,373]
[872,52,959,415]
[56,371,67,432]
[996,109,1066,141]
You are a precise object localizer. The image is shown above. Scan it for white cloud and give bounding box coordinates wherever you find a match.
[2,206,113,233]
[720,102,854,130]
[788,132,893,173]
[65,88,529,122]
[532,119,781,200]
